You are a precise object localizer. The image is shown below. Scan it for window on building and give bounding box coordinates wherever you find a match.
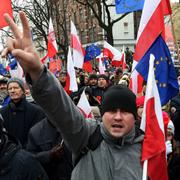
[124,32,129,35]
[124,22,128,32]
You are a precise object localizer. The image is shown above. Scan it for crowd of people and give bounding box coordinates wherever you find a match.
[0,11,180,180]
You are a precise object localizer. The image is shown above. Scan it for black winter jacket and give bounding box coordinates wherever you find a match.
[26,118,73,180]
[0,98,45,147]
[0,134,48,180]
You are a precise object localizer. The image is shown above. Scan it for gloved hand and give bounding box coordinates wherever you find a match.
[50,144,64,161]
[166,140,173,156]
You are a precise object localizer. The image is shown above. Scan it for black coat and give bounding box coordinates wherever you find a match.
[168,154,180,180]
[172,110,180,142]
[0,98,45,147]
[0,135,48,180]
[91,86,109,103]
[26,118,73,180]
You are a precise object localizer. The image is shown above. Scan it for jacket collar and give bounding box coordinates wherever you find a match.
[100,123,144,147]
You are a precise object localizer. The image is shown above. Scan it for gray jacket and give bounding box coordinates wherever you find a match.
[30,68,144,180]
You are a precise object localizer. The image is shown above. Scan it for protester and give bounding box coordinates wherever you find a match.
[112,68,123,85]
[169,92,180,119]
[0,76,10,107]
[26,117,73,180]
[0,114,49,180]
[58,70,71,95]
[72,87,101,119]
[24,83,35,103]
[165,120,180,180]
[88,74,98,87]
[118,73,130,86]
[92,74,109,103]
[0,77,45,147]
[2,12,144,180]
[58,70,67,87]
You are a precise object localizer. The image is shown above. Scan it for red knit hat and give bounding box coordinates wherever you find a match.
[162,111,170,137]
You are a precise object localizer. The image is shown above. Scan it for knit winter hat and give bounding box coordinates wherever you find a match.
[98,74,109,81]
[7,78,25,92]
[89,74,98,80]
[167,120,175,135]
[101,85,137,118]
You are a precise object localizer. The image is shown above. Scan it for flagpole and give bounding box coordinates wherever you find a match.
[142,160,148,180]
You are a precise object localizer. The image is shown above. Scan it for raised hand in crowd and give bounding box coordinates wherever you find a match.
[1,11,43,81]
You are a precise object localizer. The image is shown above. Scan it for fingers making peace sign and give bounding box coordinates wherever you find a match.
[1,11,43,81]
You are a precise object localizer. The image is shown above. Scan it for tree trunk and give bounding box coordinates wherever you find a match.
[106,26,114,46]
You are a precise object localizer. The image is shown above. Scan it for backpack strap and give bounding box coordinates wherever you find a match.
[74,124,103,166]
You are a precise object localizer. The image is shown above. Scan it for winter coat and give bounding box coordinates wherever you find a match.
[0,134,48,180]
[168,153,180,180]
[28,67,144,180]
[172,110,180,142]
[91,86,109,103]
[0,97,45,147]
[26,118,72,180]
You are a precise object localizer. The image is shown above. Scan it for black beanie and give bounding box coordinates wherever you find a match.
[101,85,137,118]
[98,74,109,81]
[89,74,98,80]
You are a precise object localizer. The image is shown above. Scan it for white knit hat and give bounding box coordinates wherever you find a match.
[167,120,175,135]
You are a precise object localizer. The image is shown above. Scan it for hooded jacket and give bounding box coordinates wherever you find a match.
[29,68,144,180]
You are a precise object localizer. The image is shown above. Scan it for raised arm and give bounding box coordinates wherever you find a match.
[1,12,97,155]
[1,11,43,81]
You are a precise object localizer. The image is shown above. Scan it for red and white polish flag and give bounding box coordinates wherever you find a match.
[141,54,168,180]
[67,46,78,92]
[103,41,123,61]
[70,21,84,69]
[99,58,106,74]
[77,90,93,118]
[130,0,171,95]
[47,18,58,58]
[0,0,13,28]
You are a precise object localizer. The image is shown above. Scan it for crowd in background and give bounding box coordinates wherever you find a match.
[0,60,180,179]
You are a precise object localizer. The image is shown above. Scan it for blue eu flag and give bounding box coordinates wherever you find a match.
[115,0,145,14]
[0,64,7,76]
[84,44,101,62]
[135,35,179,106]
[7,53,17,70]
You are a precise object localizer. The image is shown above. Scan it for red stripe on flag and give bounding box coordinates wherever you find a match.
[142,97,166,160]
[71,34,83,54]
[142,97,168,180]
[111,60,122,67]
[134,0,171,61]
[0,0,13,28]
[47,41,57,58]
[64,74,71,96]
[83,61,93,73]
[134,2,164,61]
[148,152,168,180]
[78,107,93,118]
[137,73,144,95]
[103,48,113,60]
